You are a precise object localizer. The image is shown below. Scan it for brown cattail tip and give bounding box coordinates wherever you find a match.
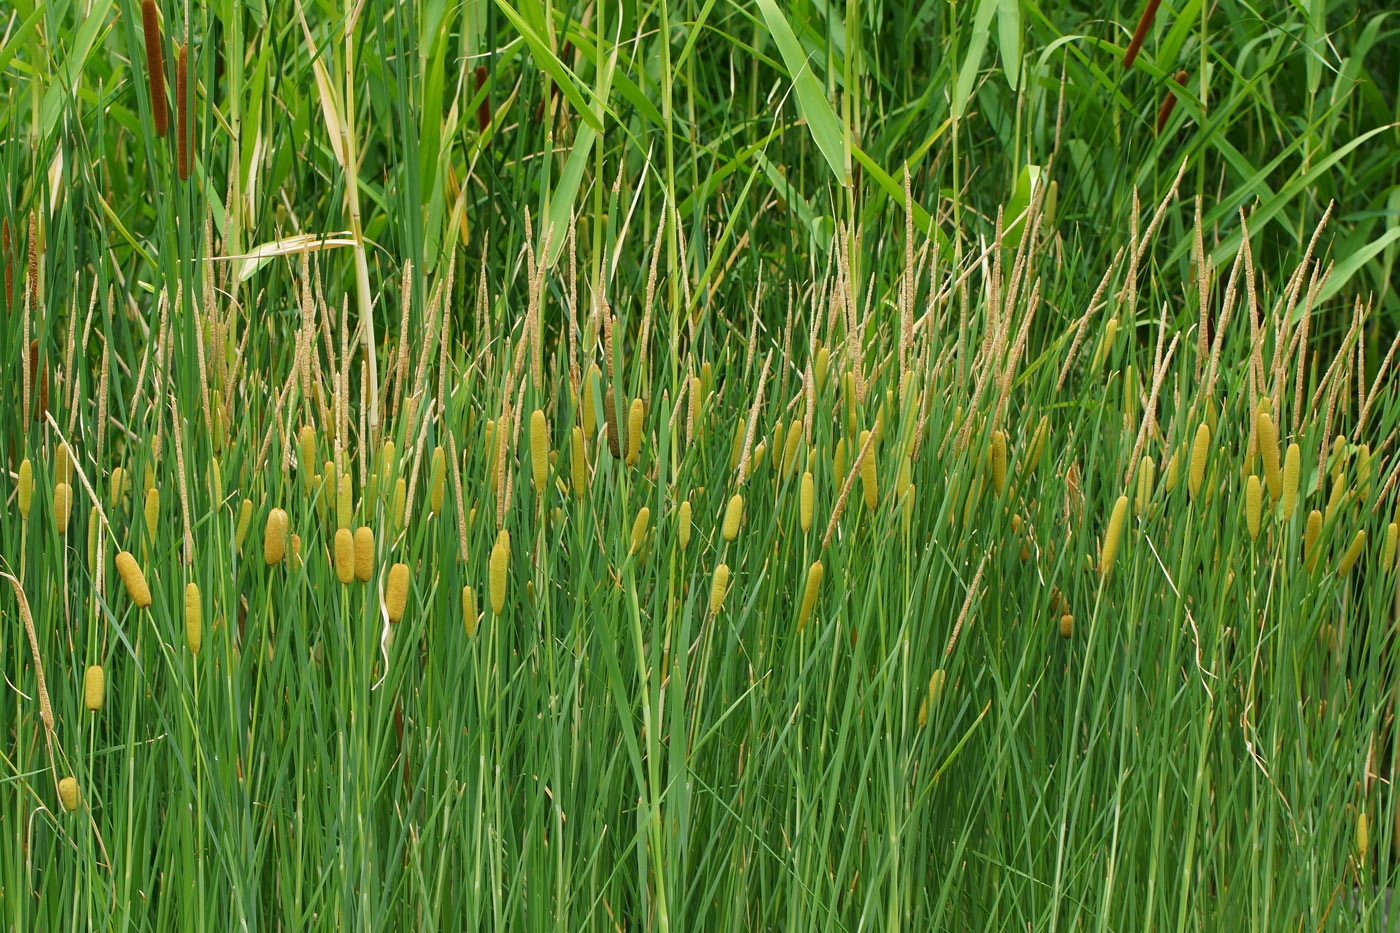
[475,65,490,136]
[141,0,167,136]
[176,43,190,179]
[1155,70,1188,135]
[1123,0,1163,70]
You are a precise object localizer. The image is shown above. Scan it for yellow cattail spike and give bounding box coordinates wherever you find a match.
[109,466,127,505]
[858,430,877,511]
[752,441,767,471]
[337,473,353,530]
[570,427,589,499]
[722,494,744,542]
[1245,475,1262,542]
[800,472,814,533]
[1059,614,1074,639]
[678,500,693,549]
[334,528,355,584]
[918,669,946,727]
[83,665,104,711]
[1325,474,1346,526]
[144,488,160,540]
[1256,409,1282,500]
[264,508,288,565]
[582,364,600,436]
[1100,495,1129,577]
[115,551,152,608]
[630,507,651,554]
[423,446,443,516]
[1385,522,1398,573]
[990,430,1007,495]
[833,438,847,484]
[1339,529,1366,577]
[379,440,397,499]
[730,423,745,473]
[1163,449,1180,493]
[1281,443,1300,521]
[530,410,549,494]
[894,455,912,502]
[626,398,644,467]
[815,346,830,390]
[489,530,509,613]
[1304,510,1323,571]
[386,563,410,623]
[1356,444,1372,502]
[235,498,253,552]
[709,563,730,615]
[56,442,71,486]
[463,585,478,637]
[299,426,316,489]
[782,418,802,476]
[54,482,71,534]
[393,477,406,531]
[1358,812,1370,862]
[183,581,202,650]
[689,376,703,433]
[354,526,374,582]
[209,459,223,505]
[143,462,156,495]
[1188,423,1210,501]
[58,776,79,813]
[17,458,32,520]
[797,561,823,631]
[1024,416,1048,478]
[1136,457,1155,515]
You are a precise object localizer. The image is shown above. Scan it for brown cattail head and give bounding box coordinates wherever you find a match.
[141,0,167,137]
[475,65,490,137]
[176,43,190,179]
[604,387,621,459]
[1154,71,1188,135]
[1123,0,1163,69]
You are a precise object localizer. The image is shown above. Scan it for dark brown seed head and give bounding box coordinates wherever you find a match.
[142,0,167,137]
[604,386,621,459]
[29,340,46,423]
[1154,71,1188,135]
[1123,0,1163,70]
[1,217,11,311]
[475,65,490,136]
[177,43,190,179]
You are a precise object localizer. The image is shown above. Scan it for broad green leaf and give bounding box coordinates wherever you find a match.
[753,0,847,185]
[954,0,999,121]
[996,0,1021,91]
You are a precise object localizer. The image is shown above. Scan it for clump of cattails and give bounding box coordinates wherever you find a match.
[264,508,288,565]
[116,551,152,608]
[386,563,410,623]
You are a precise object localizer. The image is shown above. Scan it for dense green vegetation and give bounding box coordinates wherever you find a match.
[3,0,1400,928]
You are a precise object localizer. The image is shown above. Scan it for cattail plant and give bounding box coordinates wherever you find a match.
[797,561,822,631]
[429,446,446,515]
[392,477,406,531]
[1304,510,1323,572]
[1245,475,1262,542]
[141,0,167,136]
[800,472,814,533]
[463,585,478,637]
[990,430,1007,495]
[722,494,743,542]
[630,507,650,554]
[626,398,644,467]
[490,530,509,613]
[18,458,32,520]
[54,482,71,534]
[1358,812,1370,863]
[1385,522,1397,573]
[337,473,353,530]
[1123,0,1163,68]
[354,526,374,582]
[1136,457,1155,515]
[299,426,317,489]
[530,410,549,494]
[678,500,692,549]
[1257,408,1282,500]
[144,488,160,540]
[1188,423,1210,501]
[781,418,802,476]
[1339,530,1365,577]
[604,387,621,459]
[264,508,288,565]
[56,441,71,486]
[386,563,410,623]
[709,563,730,615]
[235,498,253,552]
[582,364,599,436]
[116,551,152,608]
[185,582,202,654]
[87,506,100,566]
[570,427,588,499]
[58,776,80,813]
[176,42,190,179]
[1154,71,1188,135]
[1100,495,1128,577]
[1059,613,1074,639]
[83,665,104,711]
[334,528,354,584]
[918,669,946,728]
[859,430,877,511]
[1282,443,1300,520]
